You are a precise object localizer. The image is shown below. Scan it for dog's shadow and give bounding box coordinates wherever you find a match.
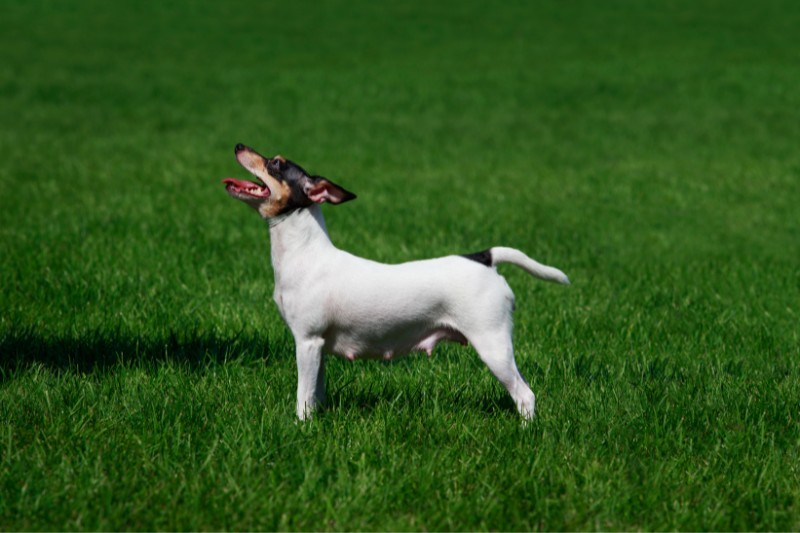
[0,327,281,380]
[324,377,520,419]
[2,329,520,419]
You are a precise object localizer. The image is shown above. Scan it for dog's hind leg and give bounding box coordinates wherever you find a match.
[470,330,536,419]
[295,337,326,420]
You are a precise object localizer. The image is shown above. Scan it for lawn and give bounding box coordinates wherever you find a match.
[1,0,799,530]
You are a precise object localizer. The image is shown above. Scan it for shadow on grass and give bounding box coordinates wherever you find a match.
[0,327,285,379]
[325,380,520,418]
[2,328,521,417]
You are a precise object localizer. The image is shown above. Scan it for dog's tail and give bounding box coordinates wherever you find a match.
[490,246,570,285]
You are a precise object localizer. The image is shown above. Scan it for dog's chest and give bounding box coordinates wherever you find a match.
[272,283,307,330]
[271,267,329,333]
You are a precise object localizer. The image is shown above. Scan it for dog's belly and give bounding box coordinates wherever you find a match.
[323,323,468,361]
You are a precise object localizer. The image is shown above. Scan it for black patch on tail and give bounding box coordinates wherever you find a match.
[461,249,493,267]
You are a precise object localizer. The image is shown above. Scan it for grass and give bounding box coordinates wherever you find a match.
[1,0,799,530]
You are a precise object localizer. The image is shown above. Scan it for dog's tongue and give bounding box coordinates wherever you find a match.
[222,177,271,198]
[222,178,250,187]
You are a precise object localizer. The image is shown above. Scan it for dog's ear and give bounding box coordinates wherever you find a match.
[304,175,357,205]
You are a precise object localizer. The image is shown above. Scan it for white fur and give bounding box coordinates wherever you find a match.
[266,205,569,420]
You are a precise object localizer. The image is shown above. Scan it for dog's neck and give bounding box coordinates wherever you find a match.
[268,204,333,277]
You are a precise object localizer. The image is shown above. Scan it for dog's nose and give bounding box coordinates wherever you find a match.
[234,143,246,153]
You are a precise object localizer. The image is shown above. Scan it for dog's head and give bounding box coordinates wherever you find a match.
[222,144,356,218]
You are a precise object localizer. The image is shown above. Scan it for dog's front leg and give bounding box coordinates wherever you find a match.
[295,337,326,420]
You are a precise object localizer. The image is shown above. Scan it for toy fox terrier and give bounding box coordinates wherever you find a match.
[223,144,569,420]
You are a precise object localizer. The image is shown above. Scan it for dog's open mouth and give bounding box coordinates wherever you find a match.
[222,177,271,200]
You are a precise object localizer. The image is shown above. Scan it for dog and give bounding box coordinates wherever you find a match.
[223,144,570,420]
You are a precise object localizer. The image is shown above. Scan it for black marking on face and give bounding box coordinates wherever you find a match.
[461,249,493,267]
[275,159,316,214]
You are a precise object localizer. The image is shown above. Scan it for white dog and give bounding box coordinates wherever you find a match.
[223,144,570,420]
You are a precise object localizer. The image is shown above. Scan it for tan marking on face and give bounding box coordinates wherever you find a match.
[257,179,292,218]
[236,150,272,179]
[235,148,295,219]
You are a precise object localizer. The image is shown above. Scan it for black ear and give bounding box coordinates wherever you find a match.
[305,175,357,204]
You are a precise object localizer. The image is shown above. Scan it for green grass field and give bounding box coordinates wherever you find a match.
[2,0,799,530]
